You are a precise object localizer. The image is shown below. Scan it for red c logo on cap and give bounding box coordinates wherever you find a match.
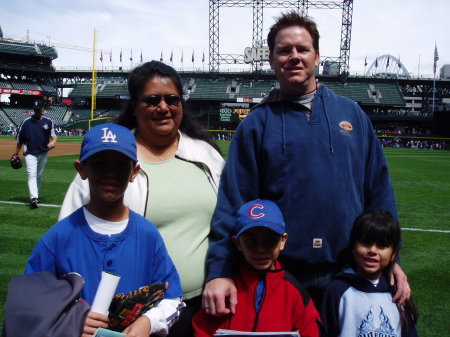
[249,204,265,219]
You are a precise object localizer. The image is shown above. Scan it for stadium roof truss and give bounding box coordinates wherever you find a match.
[209,0,353,73]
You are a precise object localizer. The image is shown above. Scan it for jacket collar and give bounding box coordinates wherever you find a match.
[240,260,284,276]
[251,84,329,111]
[336,269,391,293]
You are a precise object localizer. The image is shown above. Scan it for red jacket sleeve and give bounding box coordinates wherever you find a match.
[293,295,322,337]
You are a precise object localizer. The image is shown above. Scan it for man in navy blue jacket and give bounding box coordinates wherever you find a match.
[202,11,411,315]
[15,100,57,208]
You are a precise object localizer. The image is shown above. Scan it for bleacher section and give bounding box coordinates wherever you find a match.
[186,78,234,101]
[0,40,57,73]
[182,77,404,105]
[0,79,12,89]
[0,108,13,127]
[37,45,58,59]
[185,77,273,101]
[0,42,37,56]
[0,41,57,59]
[1,105,68,127]
[100,109,122,118]
[0,63,55,73]
[69,82,128,99]
[69,109,93,122]
[372,82,404,106]
[2,107,35,126]
[68,83,94,98]
[320,80,404,106]
[0,78,57,94]
[0,74,412,132]
[67,108,116,122]
[43,105,68,124]
[39,81,58,94]
[70,78,244,101]
[66,77,405,107]
[96,83,128,98]
[237,79,278,98]
[10,80,42,91]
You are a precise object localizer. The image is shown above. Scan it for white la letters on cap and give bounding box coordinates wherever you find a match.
[101,127,117,143]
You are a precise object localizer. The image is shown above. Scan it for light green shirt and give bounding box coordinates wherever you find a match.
[140,157,217,299]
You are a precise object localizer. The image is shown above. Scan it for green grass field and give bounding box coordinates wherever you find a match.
[0,139,449,336]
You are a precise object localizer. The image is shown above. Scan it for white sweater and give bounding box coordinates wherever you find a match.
[59,131,224,220]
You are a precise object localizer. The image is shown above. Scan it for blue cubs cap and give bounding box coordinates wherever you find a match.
[235,199,286,238]
[79,124,137,162]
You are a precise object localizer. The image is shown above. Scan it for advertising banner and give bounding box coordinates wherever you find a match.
[0,88,42,96]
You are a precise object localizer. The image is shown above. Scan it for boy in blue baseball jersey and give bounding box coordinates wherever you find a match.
[26,124,183,337]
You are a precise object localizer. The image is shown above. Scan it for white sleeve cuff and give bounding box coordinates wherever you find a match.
[143,298,186,336]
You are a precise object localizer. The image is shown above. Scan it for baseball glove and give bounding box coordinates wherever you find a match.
[10,154,22,170]
[108,282,167,331]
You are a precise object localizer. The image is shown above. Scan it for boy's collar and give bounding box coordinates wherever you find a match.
[241,259,283,274]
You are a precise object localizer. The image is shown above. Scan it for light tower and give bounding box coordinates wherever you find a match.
[209,0,353,74]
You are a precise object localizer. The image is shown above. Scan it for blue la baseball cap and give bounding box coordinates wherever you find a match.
[79,124,137,162]
[235,199,286,238]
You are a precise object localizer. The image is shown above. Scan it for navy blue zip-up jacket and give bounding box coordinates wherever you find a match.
[206,85,397,282]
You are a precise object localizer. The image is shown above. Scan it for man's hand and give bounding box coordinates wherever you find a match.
[47,141,56,150]
[202,278,237,317]
[391,263,411,306]
[81,311,109,337]
[122,315,151,337]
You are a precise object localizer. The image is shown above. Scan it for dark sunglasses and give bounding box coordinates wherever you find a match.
[140,94,181,107]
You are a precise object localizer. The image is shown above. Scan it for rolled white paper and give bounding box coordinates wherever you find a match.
[91,271,121,315]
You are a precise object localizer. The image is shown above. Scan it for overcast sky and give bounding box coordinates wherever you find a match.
[1,0,448,77]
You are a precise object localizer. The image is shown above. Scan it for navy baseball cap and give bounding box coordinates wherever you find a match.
[79,124,137,162]
[33,100,45,109]
[235,199,286,238]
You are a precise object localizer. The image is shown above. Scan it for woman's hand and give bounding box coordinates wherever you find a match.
[122,315,151,337]
[202,278,237,316]
[81,311,109,337]
[391,263,411,306]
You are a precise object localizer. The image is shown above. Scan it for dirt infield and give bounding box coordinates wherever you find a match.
[0,139,81,160]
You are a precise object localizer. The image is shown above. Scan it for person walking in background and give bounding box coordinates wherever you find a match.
[203,11,410,314]
[321,210,418,337]
[15,100,57,209]
[193,199,322,337]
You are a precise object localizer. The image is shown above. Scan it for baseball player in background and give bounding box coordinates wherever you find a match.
[15,100,57,209]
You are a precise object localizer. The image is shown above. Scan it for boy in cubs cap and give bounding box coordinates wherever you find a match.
[233,199,288,271]
[235,199,286,238]
[193,199,322,336]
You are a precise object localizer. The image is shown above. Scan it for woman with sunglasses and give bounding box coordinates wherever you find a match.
[59,61,225,337]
